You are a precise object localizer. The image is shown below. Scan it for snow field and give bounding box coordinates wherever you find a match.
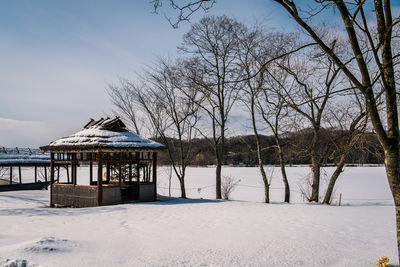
[0,166,398,266]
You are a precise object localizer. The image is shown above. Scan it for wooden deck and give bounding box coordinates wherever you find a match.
[0,178,48,192]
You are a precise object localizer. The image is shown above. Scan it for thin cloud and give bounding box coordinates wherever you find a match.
[0,117,72,148]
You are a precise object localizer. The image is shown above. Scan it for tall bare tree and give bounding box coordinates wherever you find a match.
[143,59,201,198]
[259,65,295,203]
[180,15,245,199]
[238,25,272,203]
[238,26,296,203]
[111,59,200,198]
[277,45,345,202]
[322,95,367,204]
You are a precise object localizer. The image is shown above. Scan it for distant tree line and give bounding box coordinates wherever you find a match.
[155,130,383,166]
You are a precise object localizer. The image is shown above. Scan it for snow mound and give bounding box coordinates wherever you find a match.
[24,237,78,254]
[0,258,37,267]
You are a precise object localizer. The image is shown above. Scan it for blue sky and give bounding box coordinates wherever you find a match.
[0,0,295,147]
[1,0,398,147]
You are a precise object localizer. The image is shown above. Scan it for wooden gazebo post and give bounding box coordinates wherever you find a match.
[50,152,55,207]
[153,152,157,200]
[97,152,103,206]
[72,153,77,185]
[18,166,22,184]
[9,166,12,184]
[89,161,93,185]
[136,152,140,199]
[44,165,48,189]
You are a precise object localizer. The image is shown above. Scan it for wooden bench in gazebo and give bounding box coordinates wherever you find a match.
[40,117,164,207]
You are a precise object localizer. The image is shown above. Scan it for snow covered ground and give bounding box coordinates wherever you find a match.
[0,166,398,266]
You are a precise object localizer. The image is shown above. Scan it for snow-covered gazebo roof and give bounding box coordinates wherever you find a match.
[40,117,164,152]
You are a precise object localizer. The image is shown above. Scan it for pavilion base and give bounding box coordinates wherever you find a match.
[51,183,156,208]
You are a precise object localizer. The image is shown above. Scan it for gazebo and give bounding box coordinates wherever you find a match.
[40,117,164,207]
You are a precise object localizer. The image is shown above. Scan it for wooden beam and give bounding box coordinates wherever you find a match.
[44,165,48,189]
[18,166,21,184]
[9,166,12,184]
[50,152,55,207]
[89,161,93,185]
[129,152,132,184]
[136,152,140,200]
[97,152,103,206]
[153,152,157,201]
[66,165,70,183]
[72,153,77,185]
[119,152,122,186]
[106,162,110,183]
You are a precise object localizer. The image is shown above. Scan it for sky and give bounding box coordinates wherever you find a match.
[1,0,398,147]
[0,0,296,147]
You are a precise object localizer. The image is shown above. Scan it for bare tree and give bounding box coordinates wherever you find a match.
[238,25,296,203]
[179,15,245,199]
[108,80,145,135]
[277,44,346,202]
[259,65,296,203]
[119,59,201,198]
[238,26,272,203]
[322,94,367,204]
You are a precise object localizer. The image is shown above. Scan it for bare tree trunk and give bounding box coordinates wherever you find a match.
[323,154,346,204]
[258,154,270,203]
[215,154,222,199]
[169,177,171,197]
[385,149,400,260]
[168,166,172,197]
[277,144,290,203]
[215,114,225,199]
[310,129,321,202]
[179,177,187,198]
[251,99,270,203]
